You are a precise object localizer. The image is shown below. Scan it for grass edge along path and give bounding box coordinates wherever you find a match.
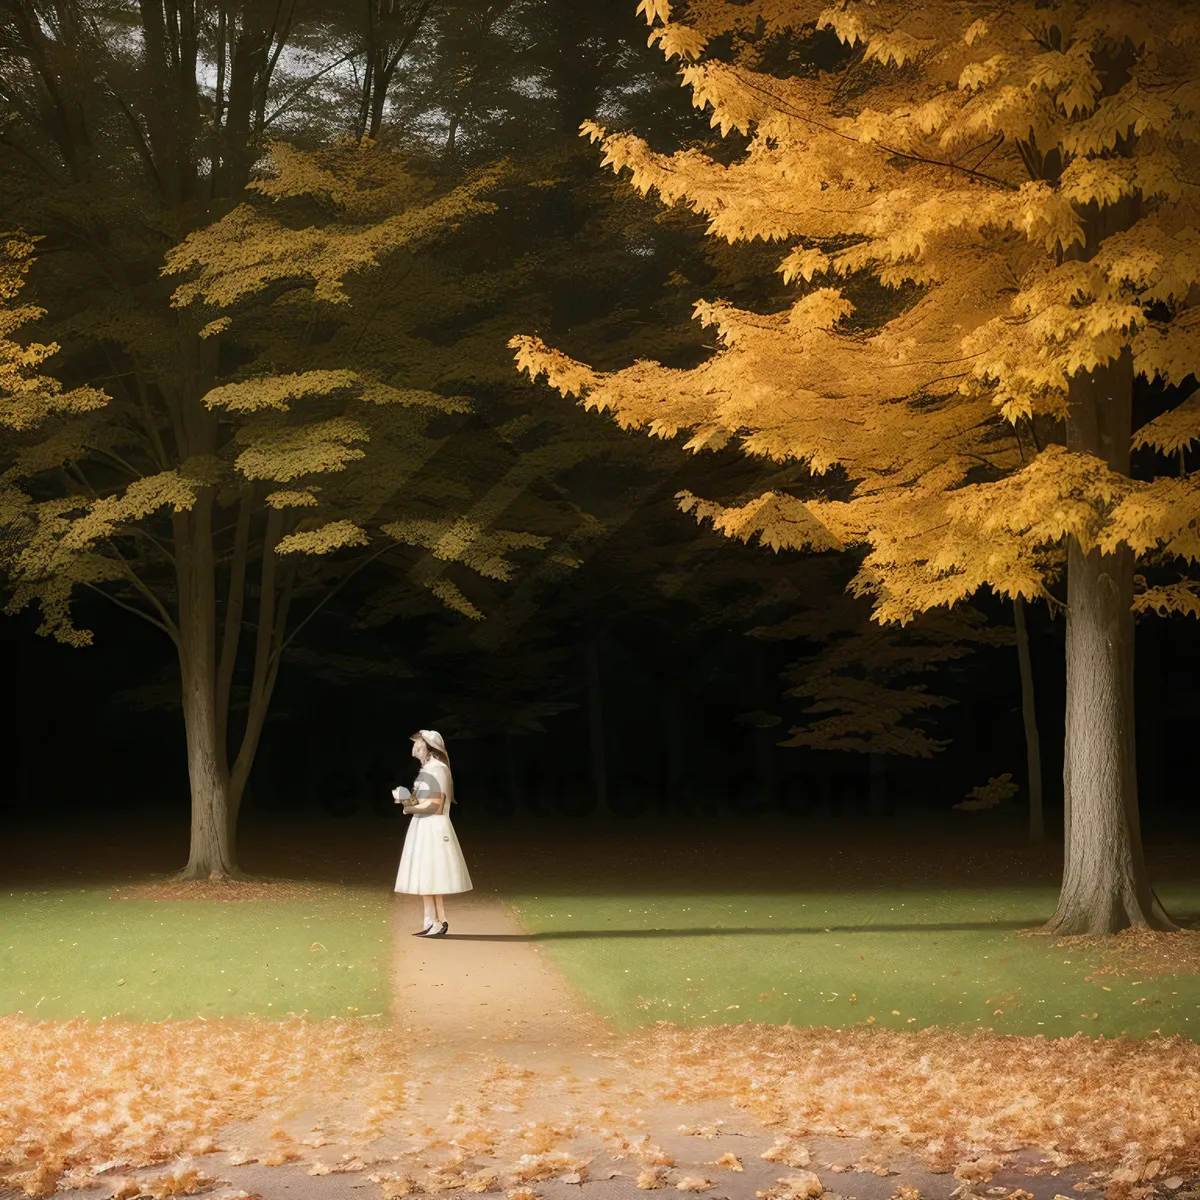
[0,881,392,1022]
[501,883,1200,1039]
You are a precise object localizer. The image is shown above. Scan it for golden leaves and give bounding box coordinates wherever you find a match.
[0,1014,408,1197]
[509,335,599,399]
[203,371,359,414]
[0,236,109,433]
[1132,581,1200,617]
[816,8,933,67]
[275,520,369,556]
[164,149,501,311]
[676,490,843,554]
[264,489,319,509]
[949,446,1134,555]
[1103,474,1200,558]
[953,773,1018,811]
[649,22,709,62]
[636,0,671,26]
[762,1139,811,1167]
[517,0,1200,632]
[756,1171,824,1199]
[233,416,368,482]
[426,576,485,621]
[508,1150,590,1183]
[381,517,547,580]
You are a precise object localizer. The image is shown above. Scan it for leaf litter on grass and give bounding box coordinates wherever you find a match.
[610,1021,1200,1181]
[107,879,359,904]
[1019,927,1200,980]
[5,1014,1200,1198]
[0,1014,408,1197]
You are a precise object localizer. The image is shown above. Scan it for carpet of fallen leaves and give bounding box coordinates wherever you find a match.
[4,1014,1200,1199]
[107,878,344,903]
[1022,929,1200,980]
[0,1014,407,1197]
[611,1022,1200,1182]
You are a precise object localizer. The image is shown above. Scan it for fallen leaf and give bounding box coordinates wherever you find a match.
[763,1140,811,1167]
[380,1177,419,1198]
[757,1175,825,1200]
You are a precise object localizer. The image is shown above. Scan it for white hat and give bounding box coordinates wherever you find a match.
[412,729,449,761]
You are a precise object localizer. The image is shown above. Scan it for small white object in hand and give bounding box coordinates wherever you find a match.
[392,786,411,802]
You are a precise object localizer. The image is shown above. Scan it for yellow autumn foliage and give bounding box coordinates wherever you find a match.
[514,0,1200,624]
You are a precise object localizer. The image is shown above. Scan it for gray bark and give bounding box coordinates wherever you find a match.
[1042,351,1175,934]
[174,492,240,879]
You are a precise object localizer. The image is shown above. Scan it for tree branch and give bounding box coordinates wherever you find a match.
[733,67,1017,192]
[262,46,363,127]
[268,538,396,668]
[81,580,179,645]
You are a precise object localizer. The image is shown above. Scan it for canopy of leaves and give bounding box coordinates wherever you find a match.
[515,0,1200,625]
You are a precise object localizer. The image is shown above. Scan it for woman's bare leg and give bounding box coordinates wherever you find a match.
[421,895,437,927]
[434,895,446,922]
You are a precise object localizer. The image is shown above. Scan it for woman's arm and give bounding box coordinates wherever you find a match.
[404,792,445,815]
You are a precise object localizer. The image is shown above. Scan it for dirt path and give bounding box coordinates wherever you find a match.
[389,884,616,1054]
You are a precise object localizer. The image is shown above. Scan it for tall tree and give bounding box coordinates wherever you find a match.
[515,0,1200,934]
[0,136,542,877]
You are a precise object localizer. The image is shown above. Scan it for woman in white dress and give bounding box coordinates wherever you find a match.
[393,729,472,937]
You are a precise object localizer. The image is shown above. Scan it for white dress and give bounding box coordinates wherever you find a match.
[394,759,473,895]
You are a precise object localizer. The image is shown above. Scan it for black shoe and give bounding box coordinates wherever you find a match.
[412,922,434,936]
[426,921,448,938]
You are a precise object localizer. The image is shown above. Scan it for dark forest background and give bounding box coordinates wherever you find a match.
[2,0,1199,838]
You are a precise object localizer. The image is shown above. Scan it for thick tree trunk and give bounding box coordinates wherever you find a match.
[1041,352,1175,934]
[1013,596,1045,842]
[174,493,241,880]
[178,652,239,879]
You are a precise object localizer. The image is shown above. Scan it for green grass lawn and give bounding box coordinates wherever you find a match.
[0,885,392,1021]
[505,881,1200,1039]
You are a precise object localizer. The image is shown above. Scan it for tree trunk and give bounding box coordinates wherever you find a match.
[1041,351,1175,934]
[226,511,292,846]
[1013,596,1045,842]
[178,656,238,879]
[174,494,240,880]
